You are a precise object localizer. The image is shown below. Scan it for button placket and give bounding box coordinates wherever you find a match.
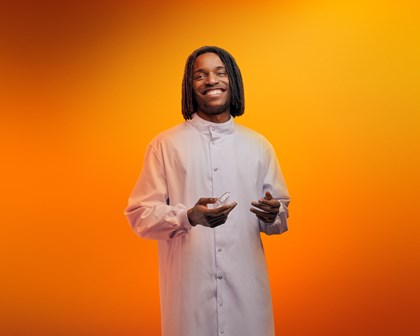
[209,132,228,336]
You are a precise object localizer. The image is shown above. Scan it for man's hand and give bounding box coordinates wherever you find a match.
[188,198,237,228]
[250,191,280,223]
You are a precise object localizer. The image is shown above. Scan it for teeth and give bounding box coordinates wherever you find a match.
[206,89,222,96]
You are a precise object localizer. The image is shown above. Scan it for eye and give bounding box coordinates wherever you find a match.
[217,71,226,76]
[194,73,206,80]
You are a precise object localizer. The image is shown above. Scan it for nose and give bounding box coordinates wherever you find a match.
[205,73,219,85]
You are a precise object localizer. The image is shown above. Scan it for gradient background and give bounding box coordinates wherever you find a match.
[1,0,419,335]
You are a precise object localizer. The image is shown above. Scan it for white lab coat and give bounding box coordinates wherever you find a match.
[125,113,290,336]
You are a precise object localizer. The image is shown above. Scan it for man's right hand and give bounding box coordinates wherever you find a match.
[187,198,237,228]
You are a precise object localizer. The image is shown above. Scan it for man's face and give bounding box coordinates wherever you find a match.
[192,52,231,116]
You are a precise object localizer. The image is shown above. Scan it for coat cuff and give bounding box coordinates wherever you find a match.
[178,208,193,232]
[259,202,288,235]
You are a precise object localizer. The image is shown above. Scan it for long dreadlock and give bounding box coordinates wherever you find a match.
[182,46,245,120]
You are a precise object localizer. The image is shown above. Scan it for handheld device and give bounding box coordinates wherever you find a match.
[215,192,230,207]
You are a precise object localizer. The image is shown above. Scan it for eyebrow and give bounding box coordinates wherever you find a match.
[193,66,226,74]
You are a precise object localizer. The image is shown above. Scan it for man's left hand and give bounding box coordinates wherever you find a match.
[250,191,280,223]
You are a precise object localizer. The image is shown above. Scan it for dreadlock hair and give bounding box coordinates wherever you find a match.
[182,46,245,120]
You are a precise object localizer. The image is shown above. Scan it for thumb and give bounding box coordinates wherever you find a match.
[264,191,273,200]
[197,197,217,205]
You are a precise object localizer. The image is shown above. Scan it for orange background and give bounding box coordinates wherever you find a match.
[1,0,419,335]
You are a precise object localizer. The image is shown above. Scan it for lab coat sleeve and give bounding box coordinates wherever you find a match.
[124,144,193,240]
[259,142,290,235]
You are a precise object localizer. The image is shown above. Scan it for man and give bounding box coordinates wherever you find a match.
[125,46,290,336]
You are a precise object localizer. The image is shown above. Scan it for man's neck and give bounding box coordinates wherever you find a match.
[197,111,231,123]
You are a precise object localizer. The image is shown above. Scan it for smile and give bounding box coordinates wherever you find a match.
[204,89,224,96]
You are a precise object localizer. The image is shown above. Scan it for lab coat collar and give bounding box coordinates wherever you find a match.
[189,113,235,140]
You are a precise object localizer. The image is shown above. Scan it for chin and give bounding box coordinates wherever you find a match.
[200,102,231,115]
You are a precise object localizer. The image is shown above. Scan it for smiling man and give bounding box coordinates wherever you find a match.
[192,52,231,118]
[125,46,290,336]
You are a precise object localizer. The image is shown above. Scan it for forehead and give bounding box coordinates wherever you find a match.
[193,52,225,72]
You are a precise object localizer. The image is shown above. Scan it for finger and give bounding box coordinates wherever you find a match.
[265,191,273,200]
[251,202,279,214]
[210,220,226,228]
[250,207,276,219]
[208,212,227,222]
[251,203,269,213]
[197,197,218,205]
[255,213,268,221]
[208,214,228,227]
[222,203,237,216]
[212,202,237,215]
[257,198,280,207]
[257,199,280,208]
[254,212,273,223]
[208,216,227,226]
[207,205,236,226]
